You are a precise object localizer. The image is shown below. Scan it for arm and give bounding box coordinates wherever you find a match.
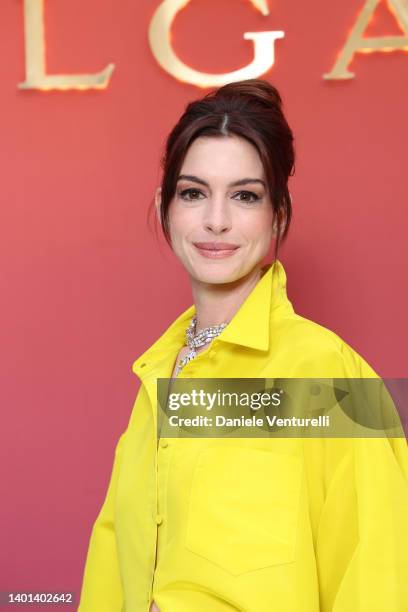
[316,342,408,611]
[77,431,127,612]
[316,435,408,611]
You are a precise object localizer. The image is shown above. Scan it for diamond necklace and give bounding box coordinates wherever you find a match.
[175,316,228,376]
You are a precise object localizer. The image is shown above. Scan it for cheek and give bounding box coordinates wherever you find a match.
[168,205,195,245]
[240,209,274,243]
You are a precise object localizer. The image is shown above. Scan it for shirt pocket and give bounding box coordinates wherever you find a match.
[185,446,303,575]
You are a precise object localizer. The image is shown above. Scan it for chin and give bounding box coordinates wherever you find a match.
[189,260,251,285]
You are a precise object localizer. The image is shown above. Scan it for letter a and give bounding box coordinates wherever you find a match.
[324,0,408,79]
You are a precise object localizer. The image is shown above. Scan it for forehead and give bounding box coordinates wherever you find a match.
[180,135,264,180]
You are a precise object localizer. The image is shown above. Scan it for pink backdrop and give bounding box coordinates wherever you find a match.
[1,0,407,606]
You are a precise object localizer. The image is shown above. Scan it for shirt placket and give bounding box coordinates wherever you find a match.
[147,437,171,611]
[141,345,215,609]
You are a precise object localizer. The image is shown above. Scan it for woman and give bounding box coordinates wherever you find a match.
[78,80,408,612]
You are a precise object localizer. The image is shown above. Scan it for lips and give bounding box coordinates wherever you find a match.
[192,241,240,260]
[193,242,239,251]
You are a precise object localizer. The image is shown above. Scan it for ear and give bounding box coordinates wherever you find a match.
[272,215,279,237]
[272,212,287,237]
[155,186,162,224]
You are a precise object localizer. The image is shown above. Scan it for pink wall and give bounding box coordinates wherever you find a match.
[1,0,407,606]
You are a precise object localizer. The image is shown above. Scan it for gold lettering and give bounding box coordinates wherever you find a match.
[19,0,115,90]
[148,0,284,88]
[324,0,408,79]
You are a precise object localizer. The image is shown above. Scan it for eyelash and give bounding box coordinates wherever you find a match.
[178,188,261,204]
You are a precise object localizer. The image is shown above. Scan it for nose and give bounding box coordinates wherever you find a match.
[202,197,232,234]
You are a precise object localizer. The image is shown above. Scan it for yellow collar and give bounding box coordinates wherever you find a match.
[216,259,292,351]
[132,259,293,376]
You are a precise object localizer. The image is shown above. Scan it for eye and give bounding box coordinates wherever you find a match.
[233,191,261,204]
[178,188,205,201]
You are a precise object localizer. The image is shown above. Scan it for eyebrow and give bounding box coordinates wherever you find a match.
[177,174,266,188]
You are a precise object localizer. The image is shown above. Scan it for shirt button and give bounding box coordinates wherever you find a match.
[156,514,163,525]
[159,439,169,448]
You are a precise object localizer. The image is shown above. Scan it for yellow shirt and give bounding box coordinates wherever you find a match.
[78,260,408,612]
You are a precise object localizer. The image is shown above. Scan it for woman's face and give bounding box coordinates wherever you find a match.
[159,135,275,285]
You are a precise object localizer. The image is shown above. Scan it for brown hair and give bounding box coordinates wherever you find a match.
[151,78,295,262]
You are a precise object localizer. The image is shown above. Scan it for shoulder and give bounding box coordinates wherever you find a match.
[272,311,379,378]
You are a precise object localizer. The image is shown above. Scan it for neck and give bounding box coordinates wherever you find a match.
[190,264,264,331]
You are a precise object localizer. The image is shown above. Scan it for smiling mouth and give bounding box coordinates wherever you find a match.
[192,242,240,259]
[193,242,240,251]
